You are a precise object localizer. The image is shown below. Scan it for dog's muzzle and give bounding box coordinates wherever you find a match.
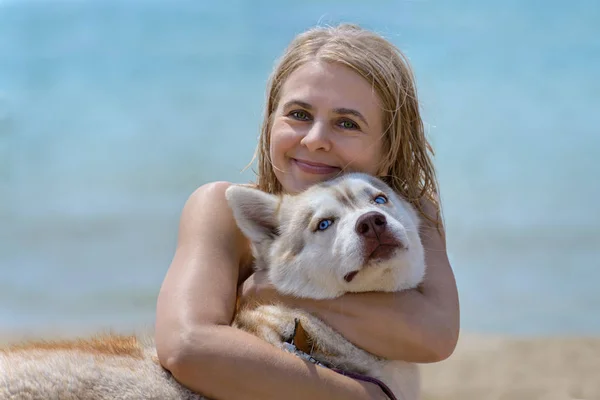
[355,211,406,261]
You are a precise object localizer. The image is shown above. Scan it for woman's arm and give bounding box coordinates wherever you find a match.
[154,182,387,400]
[241,198,460,363]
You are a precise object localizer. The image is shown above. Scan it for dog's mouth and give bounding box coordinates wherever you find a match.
[344,242,404,283]
[367,243,403,261]
[362,236,405,262]
[344,270,360,282]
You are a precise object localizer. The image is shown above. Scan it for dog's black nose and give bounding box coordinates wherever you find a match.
[355,211,387,237]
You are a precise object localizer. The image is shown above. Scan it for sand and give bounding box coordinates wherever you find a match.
[2,330,599,399]
[420,333,600,400]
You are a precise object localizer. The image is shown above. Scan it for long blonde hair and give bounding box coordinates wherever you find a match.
[250,23,441,227]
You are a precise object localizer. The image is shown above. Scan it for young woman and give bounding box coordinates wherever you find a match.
[155,23,460,400]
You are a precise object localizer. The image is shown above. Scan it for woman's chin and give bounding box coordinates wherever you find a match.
[281,174,338,194]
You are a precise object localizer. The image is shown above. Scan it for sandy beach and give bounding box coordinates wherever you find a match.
[420,333,600,400]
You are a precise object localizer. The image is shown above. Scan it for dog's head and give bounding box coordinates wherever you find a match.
[225,173,426,299]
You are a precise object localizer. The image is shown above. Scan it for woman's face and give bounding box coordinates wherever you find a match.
[269,60,386,194]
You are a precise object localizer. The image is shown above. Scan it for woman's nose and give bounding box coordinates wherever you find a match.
[300,120,332,152]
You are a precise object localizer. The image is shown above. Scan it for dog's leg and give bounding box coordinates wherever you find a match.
[234,305,298,348]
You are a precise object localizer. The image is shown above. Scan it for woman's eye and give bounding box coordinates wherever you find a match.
[290,110,310,120]
[339,119,359,130]
[374,195,387,204]
[317,219,334,231]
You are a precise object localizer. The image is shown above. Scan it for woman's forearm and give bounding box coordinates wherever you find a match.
[165,324,387,400]
[291,288,458,363]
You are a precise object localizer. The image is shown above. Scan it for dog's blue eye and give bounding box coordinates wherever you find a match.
[374,195,387,204]
[318,219,333,231]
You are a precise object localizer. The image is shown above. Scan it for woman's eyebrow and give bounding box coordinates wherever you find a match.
[282,99,313,110]
[333,107,368,127]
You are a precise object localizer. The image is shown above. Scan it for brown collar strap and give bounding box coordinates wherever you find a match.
[284,319,397,400]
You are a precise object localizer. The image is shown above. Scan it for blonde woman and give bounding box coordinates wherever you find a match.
[155,23,460,400]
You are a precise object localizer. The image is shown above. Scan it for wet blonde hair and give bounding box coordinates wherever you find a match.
[251,23,441,227]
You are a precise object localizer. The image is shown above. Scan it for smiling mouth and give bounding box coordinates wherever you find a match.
[292,158,340,175]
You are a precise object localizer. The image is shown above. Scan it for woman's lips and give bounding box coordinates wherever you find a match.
[292,158,341,175]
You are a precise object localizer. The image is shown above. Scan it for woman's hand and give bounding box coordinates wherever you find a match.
[238,269,278,306]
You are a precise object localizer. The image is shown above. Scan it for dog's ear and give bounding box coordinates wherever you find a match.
[225,185,280,243]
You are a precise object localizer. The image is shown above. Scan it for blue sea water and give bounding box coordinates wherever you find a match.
[0,0,599,336]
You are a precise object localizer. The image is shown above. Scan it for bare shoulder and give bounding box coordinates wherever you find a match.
[177,181,248,250]
[174,181,255,277]
[156,181,253,339]
[181,181,236,224]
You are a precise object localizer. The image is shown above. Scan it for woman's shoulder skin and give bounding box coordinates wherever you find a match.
[155,181,253,365]
[176,180,255,281]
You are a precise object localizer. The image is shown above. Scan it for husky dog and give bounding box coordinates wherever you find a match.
[0,173,426,400]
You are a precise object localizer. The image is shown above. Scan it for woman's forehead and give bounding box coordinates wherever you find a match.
[277,61,382,115]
